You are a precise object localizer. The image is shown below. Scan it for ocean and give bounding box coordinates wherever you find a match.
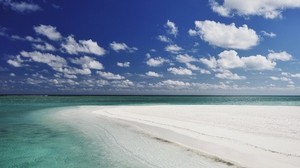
[1,95,300,167]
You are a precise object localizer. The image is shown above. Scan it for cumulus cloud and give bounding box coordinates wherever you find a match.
[183,63,209,74]
[158,80,191,88]
[8,51,95,77]
[200,69,211,74]
[20,51,67,70]
[176,54,197,63]
[7,55,24,67]
[242,55,276,70]
[146,57,167,67]
[216,50,244,69]
[185,63,200,71]
[209,0,300,19]
[175,54,210,74]
[34,25,62,41]
[117,62,130,68]
[288,73,300,78]
[18,51,93,77]
[189,20,259,50]
[110,41,138,53]
[270,76,291,81]
[0,0,42,13]
[188,29,198,37]
[58,67,91,76]
[146,71,163,77]
[10,35,42,42]
[165,44,183,54]
[200,50,284,71]
[157,35,172,43]
[209,0,231,17]
[168,67,193,75]
[165,20,178,37]
[97,71,125,80]
[200,57,217,69]
[70,56,104,70]
[24,36,43,42]
[62,35,106,56]
[267,51,292,61]
[111,79,134,88]
[270,75,294,85]
[32,42,56,51]
[215,70,246,80]
[277,72,300,82]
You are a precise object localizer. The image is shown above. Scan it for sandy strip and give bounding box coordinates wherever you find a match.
[87,105,300,168]
[50,105,300,168]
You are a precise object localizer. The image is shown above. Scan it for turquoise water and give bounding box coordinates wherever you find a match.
[1,95,300,167]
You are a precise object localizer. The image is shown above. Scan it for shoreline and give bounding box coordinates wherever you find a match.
[51,105,300,168]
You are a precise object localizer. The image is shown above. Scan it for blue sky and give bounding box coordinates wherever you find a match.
[1,0,300,95]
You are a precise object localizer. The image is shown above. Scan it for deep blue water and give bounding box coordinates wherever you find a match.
[1,95,300,167]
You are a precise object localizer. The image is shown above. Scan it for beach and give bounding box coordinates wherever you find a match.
[50,105,300,168]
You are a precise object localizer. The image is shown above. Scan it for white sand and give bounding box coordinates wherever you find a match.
[52,105,300,168]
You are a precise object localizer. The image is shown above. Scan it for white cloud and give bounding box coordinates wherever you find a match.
[157,35,172,43]
[185,63,200,71]
[242,55,276,70]
[158,80,191,88]
[146,57,167,67]
[276,72,300,80]
[188,29,198,36]
[97,71,125,80]
[165,20,178,37]
[291,73,300,78]
[110,41,138,53]
[176,54,196,63]
[270,76,293,85]
[261,31,276,38]
[34,25,62,41]
[7,55,24,67]
[10,73,15,77]
[270,76,287,81]
[146,71,163,77]
[20,51,67,69]
[189,20,259,50]
[111,79,134,88]
[200,69,211,74]
[201,50,277,71]
[165,44,183,54]
[1,0,42,13]
[215,70,246,80]
[16,51,93,77]
[210,0,300,19]
[70,56,104,70]
[24,36,42,42]
[64,74,77,79]
[117,62,130,68]
[62,35,106,56]
[200,57,217,69]
[217,50,244,69]
[32,43,56,51]
[10,35,43,43]
[267,51,292,61]
[58,67,91,76]
[209,0,231,17]
[168,67,193,75]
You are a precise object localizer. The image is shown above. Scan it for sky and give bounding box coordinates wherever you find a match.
[1,0,300,95]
